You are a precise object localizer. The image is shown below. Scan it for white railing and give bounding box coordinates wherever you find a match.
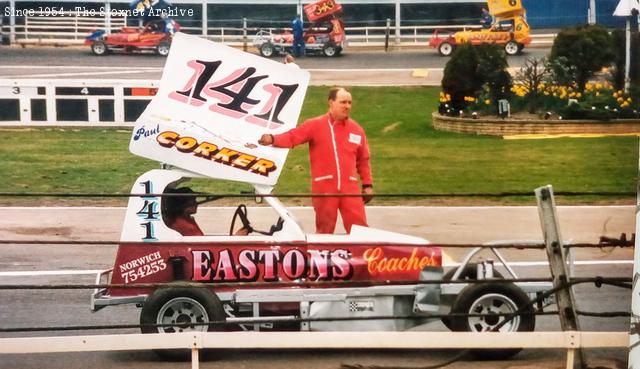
[0,79,159,126]
[0,331,628,369]
[2,11,555,47]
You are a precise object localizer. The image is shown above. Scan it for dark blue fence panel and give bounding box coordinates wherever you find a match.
[522,0,627,29]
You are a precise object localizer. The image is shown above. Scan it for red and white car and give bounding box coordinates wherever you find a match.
[84,19,179,56]
[89,32,552,360]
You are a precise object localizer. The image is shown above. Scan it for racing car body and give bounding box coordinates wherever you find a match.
[90,32,552,360]
[429,0,531,56]
[84,19,179,56]
[254,0,346,57]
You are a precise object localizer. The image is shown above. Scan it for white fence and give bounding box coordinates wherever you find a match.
[0,79,159,126]
[0,331,628,369]
[1,10,555,47]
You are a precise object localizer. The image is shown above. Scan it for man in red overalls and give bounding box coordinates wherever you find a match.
[259,87,374,234]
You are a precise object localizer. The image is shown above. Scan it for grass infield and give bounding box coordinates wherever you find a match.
[0,86,637,206]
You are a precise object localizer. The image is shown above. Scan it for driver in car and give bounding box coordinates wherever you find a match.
[164,187,250,236]
[164,187,204,236]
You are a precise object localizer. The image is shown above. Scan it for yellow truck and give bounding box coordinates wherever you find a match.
[429,0,531,56]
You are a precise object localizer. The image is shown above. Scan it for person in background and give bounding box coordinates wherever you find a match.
[283,53,299,68]
[480,7,492,29]
[292,14,305,57]
[258,87,374,234]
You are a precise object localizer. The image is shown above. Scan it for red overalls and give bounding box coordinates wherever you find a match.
[168,216,204,236]
[273,113,372,233]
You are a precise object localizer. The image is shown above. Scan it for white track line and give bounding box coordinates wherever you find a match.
[0,260,632,277]
[4,69,161,78]
[0,205,634,210]
[443,260,633,267]
[0,270,102,277]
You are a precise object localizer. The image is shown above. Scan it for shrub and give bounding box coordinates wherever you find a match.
[441,43,481,112]
[549,24,615,92]
[440,43,511,115]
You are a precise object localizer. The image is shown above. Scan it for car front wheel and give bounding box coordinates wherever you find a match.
[504,41,519,55]
[438,41,454,56]
[260,42,275,58]
[156,40,171,56]
[91,40,108,56]
[140,286,225,360]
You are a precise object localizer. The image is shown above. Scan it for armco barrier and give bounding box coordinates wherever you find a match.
[0,79,158,126]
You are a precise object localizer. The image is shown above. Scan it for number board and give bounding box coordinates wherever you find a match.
[129,32,310,186]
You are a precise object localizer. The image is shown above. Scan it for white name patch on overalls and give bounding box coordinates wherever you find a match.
[349,133,362,145]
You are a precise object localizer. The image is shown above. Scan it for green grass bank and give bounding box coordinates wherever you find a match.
[0,86,637,206]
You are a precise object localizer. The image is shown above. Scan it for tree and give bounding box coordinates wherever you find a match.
[514,57,550,113]
[441,43,511,114]
[549,24,615,92]
[441,43,481,112]
[476,44,512,114]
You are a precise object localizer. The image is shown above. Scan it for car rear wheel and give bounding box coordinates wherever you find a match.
[260,42,275,58]
[140,287,225,360]
[323,42,338,57]
[438,41,454,56]
[156,40,171,56]
[91,41,108,56]
[504,41,519,55]
[450,282,535,359]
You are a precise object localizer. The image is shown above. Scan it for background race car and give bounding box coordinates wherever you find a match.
[84,18,179,56]
[254,0,346,57]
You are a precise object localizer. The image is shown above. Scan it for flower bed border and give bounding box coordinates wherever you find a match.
[432,113,640,136]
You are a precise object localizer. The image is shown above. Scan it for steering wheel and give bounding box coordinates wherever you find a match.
[230,205,253,235]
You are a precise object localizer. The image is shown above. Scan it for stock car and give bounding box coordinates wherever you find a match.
[254,18,346,58]
[84,19,179,56]
[91,167,553,359]
[254,0,346,57]
[89,31,552,360]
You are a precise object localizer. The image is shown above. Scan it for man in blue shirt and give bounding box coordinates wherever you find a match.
[292,14,305,57]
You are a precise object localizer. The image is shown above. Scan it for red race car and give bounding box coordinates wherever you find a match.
[84,18,179,56]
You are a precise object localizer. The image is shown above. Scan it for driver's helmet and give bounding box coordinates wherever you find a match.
[164,187,197,218]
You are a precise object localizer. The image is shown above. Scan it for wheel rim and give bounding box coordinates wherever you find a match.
[262,45,273,57]
[93,43,105,54]
[158,45,169,56]
[466,293,520,332]
[505,42,518,55]
[440,43,452,55]
[156,297,210,333]
[324,46,336,56]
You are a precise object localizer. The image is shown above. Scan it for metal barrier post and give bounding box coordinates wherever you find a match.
[202,2,207,37]
[243,18,247,52]
[191,347,200,369]
[394,0,401,45]
[628,139,640,368]
[535,185,584,369]
[384,18,390,52]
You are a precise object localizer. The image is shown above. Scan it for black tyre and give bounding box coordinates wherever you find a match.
[156,40,171,56]
[140,287,225,360]
[504,40,519,56]
[91,40,108,56]
[441,264,503,329]
[322,42,338,57]
[450,282,535,359]
[260,42,275,57]
[335,46,343,56]
[438,41,454,56]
